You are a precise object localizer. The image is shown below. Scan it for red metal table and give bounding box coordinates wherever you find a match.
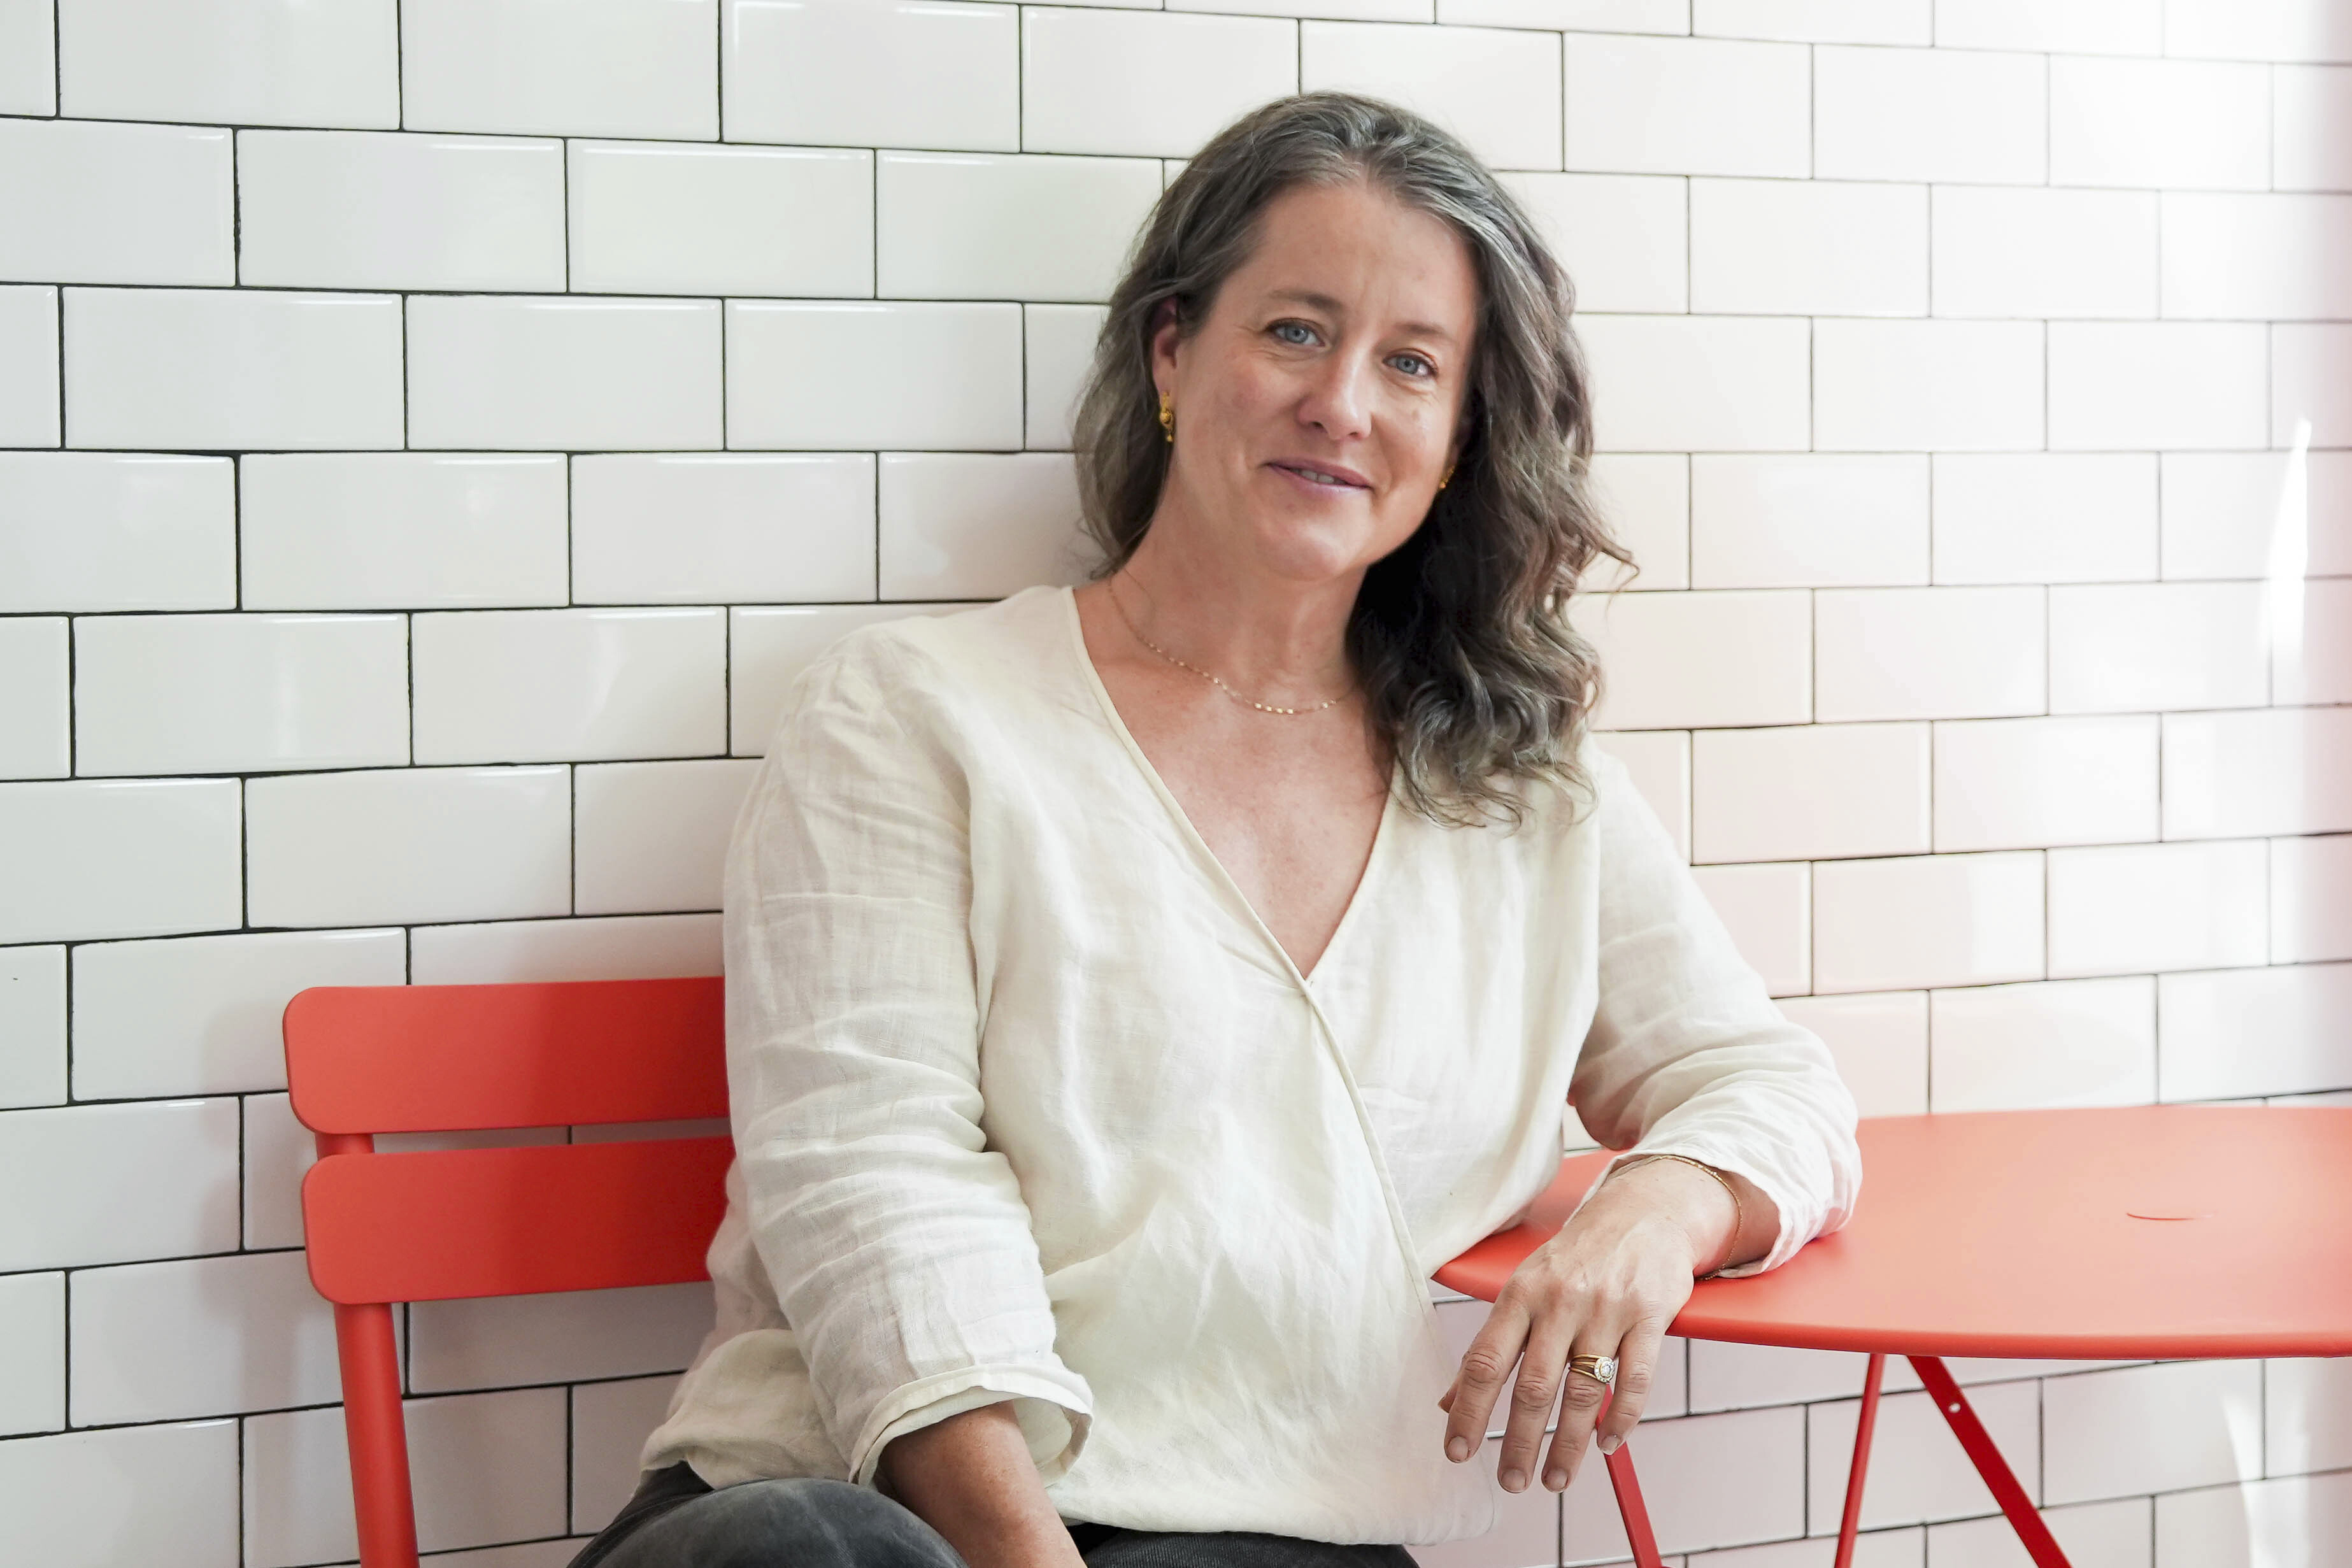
[1435,1107,2352,1567]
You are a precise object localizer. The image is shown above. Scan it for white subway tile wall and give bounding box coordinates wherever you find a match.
[0,4,2344,1563]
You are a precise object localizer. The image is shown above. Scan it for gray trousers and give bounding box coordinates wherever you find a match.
[568,1463,1422,1568]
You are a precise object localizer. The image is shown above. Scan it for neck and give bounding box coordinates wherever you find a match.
[1113,519,1362,702]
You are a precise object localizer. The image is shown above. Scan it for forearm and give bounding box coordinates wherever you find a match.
[878,1403,1087,1568]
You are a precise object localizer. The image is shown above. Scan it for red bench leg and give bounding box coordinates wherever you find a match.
[1908,1355,2072,1568]
[1599,1388,1665,1568]
[1833,1352,1886,1568]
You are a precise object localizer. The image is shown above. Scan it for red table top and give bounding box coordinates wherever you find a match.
[1434,1106,2352,1360]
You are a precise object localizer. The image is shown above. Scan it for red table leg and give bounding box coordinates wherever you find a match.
[1832,1352,1886,1568]
[1589,1387,1665,1568]
[1908,1356,2072,1568]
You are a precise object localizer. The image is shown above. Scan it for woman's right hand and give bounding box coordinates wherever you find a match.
[880,1402,1090,1568]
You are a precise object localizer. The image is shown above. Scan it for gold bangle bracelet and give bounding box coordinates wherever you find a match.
[1607,1152,1746,1279]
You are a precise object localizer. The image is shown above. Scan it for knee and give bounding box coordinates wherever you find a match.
[692,1477,964,1568]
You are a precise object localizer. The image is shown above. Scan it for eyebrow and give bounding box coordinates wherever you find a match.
[1264,288,1462,349]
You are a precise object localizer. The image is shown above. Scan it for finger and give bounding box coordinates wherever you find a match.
[1442,1302,1529,1465]
[1495,1314,1574,1495]
[1592,1320,1664,1455]
[1539,1322,1630,1492]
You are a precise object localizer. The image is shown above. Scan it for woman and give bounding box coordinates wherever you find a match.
[571,90,1860,1568]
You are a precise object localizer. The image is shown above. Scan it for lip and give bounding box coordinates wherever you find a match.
[1267,459,1372,491]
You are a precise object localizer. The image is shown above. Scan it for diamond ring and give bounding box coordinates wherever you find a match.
[1567,1354,1618,1386]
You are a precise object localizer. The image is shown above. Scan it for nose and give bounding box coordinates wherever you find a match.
[1295,346,1375,443]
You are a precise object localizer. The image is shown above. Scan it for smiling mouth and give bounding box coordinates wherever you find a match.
[1270,462,1369,491]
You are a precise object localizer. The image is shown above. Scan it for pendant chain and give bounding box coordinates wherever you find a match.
[1106,576,1351,717]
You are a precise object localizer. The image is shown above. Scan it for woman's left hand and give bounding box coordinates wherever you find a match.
[1436,1157,1741,1494]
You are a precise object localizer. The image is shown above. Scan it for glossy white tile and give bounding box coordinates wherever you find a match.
[2165,706,2352,841]
[1573,590,1811,731]
[2158,960,2352,1101]
[879,453,1098,600]
[69,1252,338,1425]
[1932,0,2159,52]
[244,766,571,928]
[569,141,872,297]
[1812,851,2044,994]
[401,0,716,139]
[0,0,55,114]
[407,296,723,452]
[1934,715,2160,853]
[1931,1497,2151,1568]
[243,1388,567,1565]
[1025,304,1110,452]
[2266,1356,2352,1479]
[0,454,234,612]
[2051,323,2268,452]
[1807,1381,2040,1531]
[574,453,873,605]
[2165,0,2352,64]
[2044,1360,2262,1506]
[1776,991,1927,1116]
[1816,588,2045,723]
[240,453,568,611]
[413,1284,709,1393]
[1816,46,2043,184]
[1302,22,1562,171]
[57,0,397,126]
[1688,1339,1876,1415]
[2274,323,2352,448]
[0,1420,239,1568]
[1020,8,1297,159]
[2156,1469,2352,1568]
[73,613,410,777]
[2161,193,2352,322]
[238,131,563,292]
[729,603,963,754]
[0,944,64,1116]
[1502,173,1688,316]
[1611,1405,1807,1555]
[1587,453,1690,591]
[1930,976,2157,1112]
[0,780,241,944]
[0,618,66,780]
[1931,455,2158,586]
[723,0,1018,151]
[62,287,404,452]
[573,1375,684,1535]
[0,1099,240,1269]
[0,285,59,447]
[239,1093,311,1251]
[0,1271,62,1435]
[1693,723,1930,863]
[1690,861,1811,996]
[1440,0,1683,29]
[1563,36,1809,178]
[1813,320,2044,452]
[1595,729,1690,860]
[574,760,759,915]
[413,608,725,765]
[2049,583,2267,715]
[70,929,403,1100]
[727,301,1023,451]
[2270,834,2352,964]
[2158,451,2352,580]
[2051,57,2269,190]
[880,153,1161,304]
[1932,186,2158,320]
[0,120,232,286]
[409,913,722,983]
[1580,315,1811,452]
[1691,178,1926,318]
[1693,0,1925,43]
[2274,64,2352,192]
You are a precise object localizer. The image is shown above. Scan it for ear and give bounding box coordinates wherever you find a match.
[1147,297,1183,394]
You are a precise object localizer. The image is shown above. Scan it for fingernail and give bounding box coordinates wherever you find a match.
[1446,1436,1470,1462]
[1598,1434,1622,1455]
[1544,1468,1567,1490]
[1500,1467,1526,1493]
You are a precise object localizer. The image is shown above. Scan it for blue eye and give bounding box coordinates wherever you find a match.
[1272,321,1316,345]
[1393,353,1434,378]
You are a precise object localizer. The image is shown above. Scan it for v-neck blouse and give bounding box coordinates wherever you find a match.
[640,585,1862,1543]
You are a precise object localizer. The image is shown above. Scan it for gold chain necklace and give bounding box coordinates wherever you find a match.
[1106,575,1350,716]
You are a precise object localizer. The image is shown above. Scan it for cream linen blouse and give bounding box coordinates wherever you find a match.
[639,583,1862,1543]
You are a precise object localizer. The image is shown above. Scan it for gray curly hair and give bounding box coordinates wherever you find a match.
[1068,90,1628,830]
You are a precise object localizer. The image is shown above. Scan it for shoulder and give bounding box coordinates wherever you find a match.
[781,586,1073,732]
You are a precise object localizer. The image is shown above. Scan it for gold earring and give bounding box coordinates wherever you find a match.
[1439,461,1455,490]
[1158,390,1174,444]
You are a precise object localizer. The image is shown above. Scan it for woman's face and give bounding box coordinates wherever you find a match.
[1149,178,1480,587]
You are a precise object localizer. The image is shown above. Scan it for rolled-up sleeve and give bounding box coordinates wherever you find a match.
[721,631,1094,1490]
[1565,749,1862,1276]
